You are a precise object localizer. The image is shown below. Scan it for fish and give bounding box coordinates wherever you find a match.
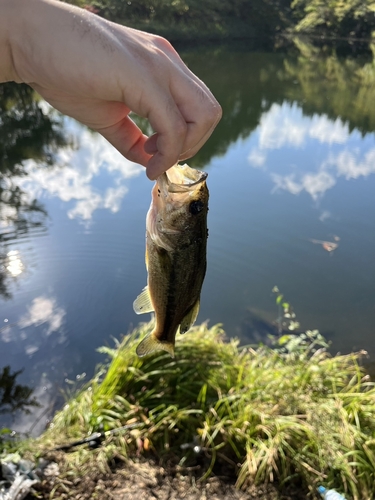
[309,238,338,252]
[133,163,209,358]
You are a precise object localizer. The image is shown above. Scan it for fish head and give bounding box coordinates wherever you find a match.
[147,164,209,249]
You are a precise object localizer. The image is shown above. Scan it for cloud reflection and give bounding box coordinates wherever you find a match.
[19,296,65,336]
[248,102,375,200]
[247,148,267,168]
[256,103,349,151]
[271,171,336,201]
[332,149,375,179]
[16,118,143,221]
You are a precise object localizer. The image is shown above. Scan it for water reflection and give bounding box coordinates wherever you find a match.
[5,250,24,277]
[0,365,39,416]
[247,101,375,200]
[0,83,67,175]
[1,41,375,431]
[15,119,143,222]
[18,296,66,339]
[182,40,375,168]
[255,103,349,149]
[0,82,68,299]
[0,295,67,361]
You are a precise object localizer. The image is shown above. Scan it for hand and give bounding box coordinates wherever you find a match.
[2,0,222,179]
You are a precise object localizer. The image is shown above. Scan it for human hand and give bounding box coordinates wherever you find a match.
[2,0,222,179]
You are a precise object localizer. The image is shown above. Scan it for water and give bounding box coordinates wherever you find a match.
[1,41,375,433]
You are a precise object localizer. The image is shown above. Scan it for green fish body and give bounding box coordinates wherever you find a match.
[134,163,209,357]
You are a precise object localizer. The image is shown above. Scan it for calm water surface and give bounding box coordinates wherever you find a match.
[1,42,375,433]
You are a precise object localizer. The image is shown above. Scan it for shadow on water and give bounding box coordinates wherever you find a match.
[240,308,281,346]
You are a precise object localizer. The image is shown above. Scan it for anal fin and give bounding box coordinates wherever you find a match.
[179,299,200,335]
[133,286,154,315]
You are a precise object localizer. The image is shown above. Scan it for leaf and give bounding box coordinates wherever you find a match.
[278,335,292,345]
[276,294,284,305]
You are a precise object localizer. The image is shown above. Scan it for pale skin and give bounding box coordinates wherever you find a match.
[0,0,222,180]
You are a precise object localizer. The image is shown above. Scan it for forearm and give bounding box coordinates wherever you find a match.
[0,0,21,82]
[1,0,107,88]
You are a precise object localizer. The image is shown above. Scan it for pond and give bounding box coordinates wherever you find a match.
[1,40,375,434]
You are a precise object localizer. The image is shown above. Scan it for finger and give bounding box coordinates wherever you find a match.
[96,115,152,167]
[145,95,188,180]
[142,109,219,159]
[178,108,221,161]
[144,133,158,155]
[144,117,218,164]
[170,76,222,160]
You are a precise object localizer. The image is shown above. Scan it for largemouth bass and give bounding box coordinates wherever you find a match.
[134,163,209,358]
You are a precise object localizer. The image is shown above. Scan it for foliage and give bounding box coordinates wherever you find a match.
[272,285,300,333]
[65,0,375,44]
[34,321,375,499]
[291,0,375,39]
[65,0,290,41]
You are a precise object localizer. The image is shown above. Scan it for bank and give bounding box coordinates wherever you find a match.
[2,321,375,499]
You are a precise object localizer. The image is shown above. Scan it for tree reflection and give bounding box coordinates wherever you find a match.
[103,43,375,175]
[0,82,68,299]
[0,83,67,175]
[2,44,375,273]
[283,39,375,135]
[132,46,291,169]
[0,365,39,415]
[175,46,293,168]
[177,41,375,169]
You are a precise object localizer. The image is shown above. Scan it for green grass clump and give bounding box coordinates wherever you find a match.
[37,322,375,499]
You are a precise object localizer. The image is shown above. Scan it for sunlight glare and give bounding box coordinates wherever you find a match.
[6,250,24,277]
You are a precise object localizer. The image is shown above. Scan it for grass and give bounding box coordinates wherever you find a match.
[23,322,375,499]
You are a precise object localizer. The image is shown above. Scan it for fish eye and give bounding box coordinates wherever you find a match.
[189,200,204,215]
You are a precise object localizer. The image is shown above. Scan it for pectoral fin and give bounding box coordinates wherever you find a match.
[136,332,175,358]
[179,299,200,335]
[133,286,154,315]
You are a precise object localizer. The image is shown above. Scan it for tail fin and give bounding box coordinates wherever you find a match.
[136,332,175,358]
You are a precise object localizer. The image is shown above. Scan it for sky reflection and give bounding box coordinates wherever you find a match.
[18,296,66,338]
[1,295,66,359]
[247,102,375,200]
[2,46,375,435]
[15,118,143,222]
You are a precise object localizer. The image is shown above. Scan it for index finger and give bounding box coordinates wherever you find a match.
[145,94,188,180]
[145,86,221,179]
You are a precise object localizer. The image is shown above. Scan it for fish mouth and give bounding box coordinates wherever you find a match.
[158,164,208,194]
